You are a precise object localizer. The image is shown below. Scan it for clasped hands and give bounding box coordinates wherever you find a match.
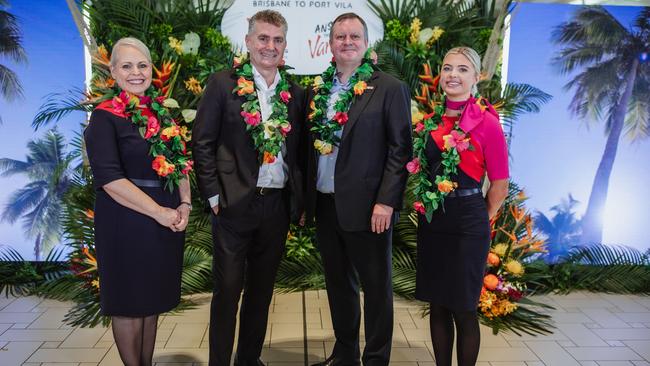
[155,204,190,232]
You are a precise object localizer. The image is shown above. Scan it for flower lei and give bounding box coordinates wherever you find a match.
[232,54,292,164]
[111,87,193,192]
[408,96,487,222]
[309,50,375,155]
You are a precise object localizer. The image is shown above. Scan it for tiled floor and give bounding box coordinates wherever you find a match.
[0,291,649,365]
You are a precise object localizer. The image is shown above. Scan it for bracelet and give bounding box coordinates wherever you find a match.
[179,201,192,211]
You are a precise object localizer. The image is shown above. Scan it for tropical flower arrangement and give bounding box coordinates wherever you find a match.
[232,53,293,164]
[309,49,375,155]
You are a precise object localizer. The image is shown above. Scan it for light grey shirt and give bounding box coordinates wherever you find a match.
[208,66,288,208]
[316,75,351,194]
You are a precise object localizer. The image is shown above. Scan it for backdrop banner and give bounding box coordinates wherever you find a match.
[220,0,384,74]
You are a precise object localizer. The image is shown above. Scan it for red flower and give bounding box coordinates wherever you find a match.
[443,130,470,152]
[333,111,348,125]
[280,123,292,136]
[423,112,435,120]
[413,201,426,214]
[241,111,261,126]
[279,90,291,104]
[138,95,152,105]
[406,158,421,174]
[144,116,160,139]
[263,151,276,164]
[508,288,523,301]
[151,155,175,177]
[181,160,194,175]
[155,96,166,104]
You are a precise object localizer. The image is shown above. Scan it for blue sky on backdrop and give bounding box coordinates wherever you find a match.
[0,1,648,260]
[0,0,84,259]
[507,2,649,251]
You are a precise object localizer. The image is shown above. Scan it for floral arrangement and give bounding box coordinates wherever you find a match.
[309,50,375,155]
[232,53,293,164]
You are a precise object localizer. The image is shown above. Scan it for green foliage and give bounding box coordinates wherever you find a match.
[532,245,650,295]
[285,225,316,260]
[0,247,67,297]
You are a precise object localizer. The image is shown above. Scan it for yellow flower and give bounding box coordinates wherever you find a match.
[168,36,183,55]
[184,77,203,95]
[180,126,191,141]
[492,243,509,257]
[314,139,332,155]
[313,75,324,89]
[505,259,524,276]
[429,26,445,45]
[353,81,367,96]
[91,279,100,289]
[412,111,424,124]
[409,17,422,44]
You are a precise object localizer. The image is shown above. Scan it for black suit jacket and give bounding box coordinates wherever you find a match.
[306,70,412,231]
[192,69,306,221]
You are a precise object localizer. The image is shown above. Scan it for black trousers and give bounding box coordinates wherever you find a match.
[208,190,289,366]
[315,193,393,365]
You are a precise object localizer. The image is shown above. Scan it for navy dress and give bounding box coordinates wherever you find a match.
[415,118,491,312]
[84,108,184,316]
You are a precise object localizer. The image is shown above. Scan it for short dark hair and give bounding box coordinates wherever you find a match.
[329,12,368,42]
[248,10,288,36]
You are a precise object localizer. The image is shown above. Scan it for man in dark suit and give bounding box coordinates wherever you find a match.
[192,10,305,366]
[306,12,412,366]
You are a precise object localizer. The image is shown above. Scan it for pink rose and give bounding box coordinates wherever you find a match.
[241,111,261,126]
[280,123,292,136]
[279,90,291,104]
[406,158,421,174]
[155,96,166,104]
[138,95,152,105]
[415,122,425,133]
[413,201,426,215]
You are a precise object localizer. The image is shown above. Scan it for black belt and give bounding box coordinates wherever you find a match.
[255,187,282,195]
[130,178,162,187]
[447,187,481,198]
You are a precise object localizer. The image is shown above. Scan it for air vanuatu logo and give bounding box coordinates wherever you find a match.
[220,0,384,74]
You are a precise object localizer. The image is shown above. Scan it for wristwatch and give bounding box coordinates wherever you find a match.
[180,201,193,211]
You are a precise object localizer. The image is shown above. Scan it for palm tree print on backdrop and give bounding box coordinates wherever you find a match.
[0,0,27,123]
[534,194,582,264]
[552,7,650,245]
[0,129,74,260]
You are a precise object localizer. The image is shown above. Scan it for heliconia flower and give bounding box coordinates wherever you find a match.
[92,44,110,67]
[144,116,160,139]
[92,77,115,89]
[314,139,333,155]
[406,158,421,174]
[181,160,194,175]
[241,111,261,126]
[152,155,175,177]
[413,201,426,214]
[415,122,425,134]
[423,111,435,120]
[280,123,292,136]
[443,130,470,152]
[236,77,255,96]
[160,125,181,142]
[263,151,276,164]
[279,90,291,103]
[153,60,175,96]
[437,179,456,193]
[353,81,367,96]
[333,111,348,125]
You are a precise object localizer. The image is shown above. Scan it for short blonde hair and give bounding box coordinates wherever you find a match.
[444,47,481,94]
[110,37,152,68]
